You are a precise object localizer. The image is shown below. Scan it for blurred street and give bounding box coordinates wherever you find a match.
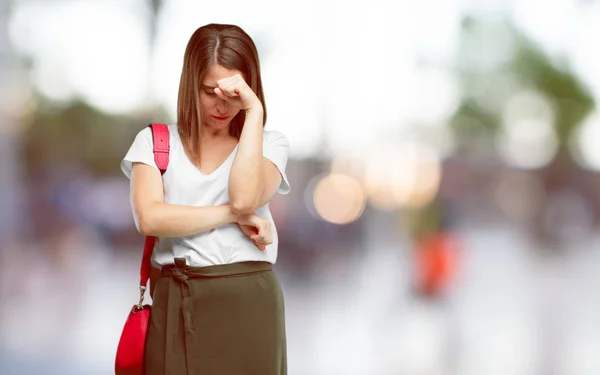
[2,217,600,374]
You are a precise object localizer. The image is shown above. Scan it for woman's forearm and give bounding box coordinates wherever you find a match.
[228,107,264,214]
[138,203,238,237]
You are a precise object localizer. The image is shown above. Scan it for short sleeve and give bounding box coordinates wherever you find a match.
[120,127,159,179]
[263,130,291,195]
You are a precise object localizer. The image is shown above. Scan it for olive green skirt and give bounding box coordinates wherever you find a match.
[144,258,287,375]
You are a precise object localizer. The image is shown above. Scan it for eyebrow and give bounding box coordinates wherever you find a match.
[201,84,217,90]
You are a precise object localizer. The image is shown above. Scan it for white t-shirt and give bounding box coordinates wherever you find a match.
[121,124,291,268]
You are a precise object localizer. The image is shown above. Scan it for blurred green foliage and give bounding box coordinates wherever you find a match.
[21,97,171,177]
[451,16,595,151]
[408,16,596,241]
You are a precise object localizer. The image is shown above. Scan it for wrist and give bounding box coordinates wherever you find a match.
[245,103,264,116]
[227,205,241,223]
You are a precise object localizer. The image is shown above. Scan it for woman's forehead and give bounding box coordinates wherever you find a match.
[202,64,244,84]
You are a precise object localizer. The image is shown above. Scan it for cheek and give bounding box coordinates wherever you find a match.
[199,96,215,111]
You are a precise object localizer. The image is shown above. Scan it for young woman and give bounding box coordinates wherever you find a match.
[121,23,290,374]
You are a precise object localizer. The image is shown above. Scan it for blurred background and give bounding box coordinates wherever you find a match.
[1,0,600,374]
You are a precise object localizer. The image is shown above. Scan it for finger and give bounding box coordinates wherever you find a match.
[222,86,240,97]
[217,76,234,86]
[214,87,229,100]
[263,233,272,245]
[250,234,264,242]
[217,79,238,95]
[215,82,231,96]
[220,81,244,96]
[253,237,268,246]
[238,224,256,238]
[218,74,243,85]
[252,239,265,250]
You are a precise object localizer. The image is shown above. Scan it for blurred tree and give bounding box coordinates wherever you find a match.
[22,98,144,177]
[450,16,594,155]
[446,16,596,248]
[512,34,594,147]
[19,0,170,178]
[404,15,597,258]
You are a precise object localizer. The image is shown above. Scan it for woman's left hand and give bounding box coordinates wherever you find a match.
[215,74,262,112]
[235,213,273,251]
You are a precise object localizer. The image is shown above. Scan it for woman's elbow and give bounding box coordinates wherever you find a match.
[138,222,152,236]
[136,211,155,236]
[230,199,259,215]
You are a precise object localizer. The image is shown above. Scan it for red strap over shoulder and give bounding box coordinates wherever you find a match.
[149,123,170,174]
[139,123,170,289]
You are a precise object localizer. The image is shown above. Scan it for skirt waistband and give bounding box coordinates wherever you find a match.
[160,257,272,279]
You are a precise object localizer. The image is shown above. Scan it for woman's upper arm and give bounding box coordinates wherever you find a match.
[257,158,283,207]
[257,131,290,207]
[130,162,164,228]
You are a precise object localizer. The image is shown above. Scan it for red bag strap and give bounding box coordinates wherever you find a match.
[150,123,170,172]
[138,123,170,298]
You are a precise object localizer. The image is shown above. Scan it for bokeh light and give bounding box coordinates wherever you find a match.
[363,141,442,211]
[496,90,558,169]
[571,111,600,172]
[312,173,366,225]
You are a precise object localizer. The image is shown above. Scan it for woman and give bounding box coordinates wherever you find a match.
[121,23,290,374]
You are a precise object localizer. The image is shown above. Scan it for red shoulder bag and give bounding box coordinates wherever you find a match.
[115,123,170,375]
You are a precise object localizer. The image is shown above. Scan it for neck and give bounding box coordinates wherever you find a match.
[196,126,236,149]
[202,125,229,139]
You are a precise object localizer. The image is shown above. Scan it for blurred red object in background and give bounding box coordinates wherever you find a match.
[415,231,460,298]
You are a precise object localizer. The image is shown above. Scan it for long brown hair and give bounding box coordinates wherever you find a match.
[177,23,267,161]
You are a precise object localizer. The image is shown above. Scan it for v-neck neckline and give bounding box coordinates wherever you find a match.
[177,131,239,178]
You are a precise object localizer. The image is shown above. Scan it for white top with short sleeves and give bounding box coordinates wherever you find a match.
[121,124,290,267]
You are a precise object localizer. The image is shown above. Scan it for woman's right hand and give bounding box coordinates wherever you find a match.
[236,213,273,251]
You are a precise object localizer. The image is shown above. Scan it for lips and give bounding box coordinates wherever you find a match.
[212,115,230,121]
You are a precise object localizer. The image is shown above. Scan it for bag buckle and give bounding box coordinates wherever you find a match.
[136,286,146,310]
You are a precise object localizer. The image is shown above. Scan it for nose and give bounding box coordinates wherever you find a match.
[216,98,228,114]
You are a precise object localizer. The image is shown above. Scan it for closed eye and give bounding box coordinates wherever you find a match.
[201,84,217,96]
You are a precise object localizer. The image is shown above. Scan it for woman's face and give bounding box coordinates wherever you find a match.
[200,64,243,131]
